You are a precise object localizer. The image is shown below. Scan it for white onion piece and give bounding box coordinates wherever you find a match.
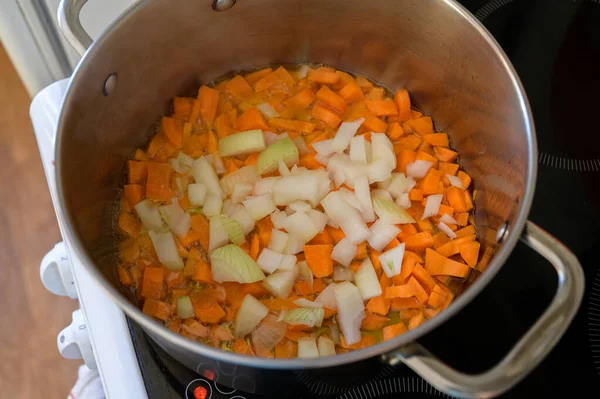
[243,193,277,220]
[331,118,365,153]
[446,174,464,189]
[203,194,223,217]
[288,200,311,213]
[378,243,406,278]
[334,282,365,346]
[278,159,291,177]
[188,183,207,206]
[175,177,189,197]
[367,157,394,184]
[328,153,368,188]
[422,194,443,220]
[262,264,299,298]
[270,210,288,230]
[331,237,357,267]
[273,174,321,206]
[377,178,391,189]
[437,222,457,239]
[135,199,165,231]
[230,206,255,235]
[172,210,191,238]
[307,209,328,233]
[253,176,280,196]
[220,166,260,196]
[371,133,396,170]
[387,173,411,199]
[268,229,289,253]
[193,156,223,197]
[148,230,184,271]
[281,211,319,243]
[210,244,266,283]
[212,154,226,176]
[373,198,415,224]
[317,336,336,357]
[349,135,372,164]
[340,218,372,245]
[277,254,297,271]
[297,260,314,290]
[315,283,337,310]
[333,265,355,281]
[407,177,417,192]
[293,298,323,308]
[277,310,287,322]
[170,152,194,174]
[354,258,382,300]
[440,213,458,225]
[159,197,186,228]
[251,315,287,357]
[209,216,230,251]
[406,160,433,179]
[368,219,401,251]
[296,64,310,79]
[257,248,284,273]
[176,296,195,319]
[293,136,310,156]
[312,139,335,157]
[284,308,323,327]
[284,234,304,255]
[321,191,362,226]
[354,176,376,222]
[371,189,393,202]
[337,188,363,212]
[235,295,269,338]
[257,103,280,119]
[264,131,279,146]
[231,182,253,203]
[314,154,331,166]
[298,337,319,358]
[395,193,412,209]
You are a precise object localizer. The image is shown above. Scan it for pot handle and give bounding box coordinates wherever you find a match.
[57,0,92,56]
[381,221,584,399]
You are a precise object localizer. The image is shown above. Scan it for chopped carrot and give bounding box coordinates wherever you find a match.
[394,135,422,152]
[434,147,458,162]
[367,87,385,100]
[255,217,274,247]
[254,66,295,92]
[382,322,407,341]
[124,184,144,207]
[402,116,434,136]
[396,149,416,174]
[197,85,219,128]
[438,204,454,217]
[243,282,268,297]
[362,113,387,133]
[236,107,269,131]
[166,271,184,288]
[245,67,273,85]
[285,331,311,342]
[303,245,333,278]
[214,114,233,138]
[407,276,429,305]
[244,152,259,166]
[326,226,345,243]
[261,298,298,311]
[307,67,339,84]
[312,103,341,128]
[275,339,298,359]
[143,298,171,320]
[161,117,183,148]
[408,311,425,330]
[298,154,321,170]
[173,97,194,120]
[340,334,377,350]
[190,292,226,323]
[361,312,391,331]
[118,213,141,238]
[370,250,382,271]
[316,86,348,114]
[285,88,317,109]
[366,294,390,316]
[439,161,459,176]
[387,122,404,140]
[427,290,446,308]
[226,75,254,99]
[416,220,433,234]
[269,118,316,134]
[140,267,164,300]
[436,235,476,257]
[118,266,133,286]
[366,99,398,116]
[308,230,333,245]
[416,151,439,169]
[421,168,441,196]
[294,280,314,296]
[190,214,210,251]
[127,160,148,184]
[391,297,424,310]
[394,89,411,121]
[192,258,213,283]
[250,234,260,260]
[457,171,472,189]
[455,225,476,238]
[396,224,417,242]
[445,186,469,212]
[459,241,480,267]
[338,80,365,103]
[404,232,434,252]
[385,284,415,299]
[423,133,449,147]
[425,248,471,278]
[145,162,175,201]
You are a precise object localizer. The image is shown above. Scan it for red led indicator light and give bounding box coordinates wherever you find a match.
[193,385,208,399]
[202,369,215,380]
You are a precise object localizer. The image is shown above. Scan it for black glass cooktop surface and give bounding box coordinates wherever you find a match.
[127,1,600,397]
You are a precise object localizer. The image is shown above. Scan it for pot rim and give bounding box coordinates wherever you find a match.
[55,0,536,369]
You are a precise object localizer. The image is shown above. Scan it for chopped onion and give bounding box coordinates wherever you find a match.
[272,174,321,206]
[270,210,288,230]
[210,244,265,283]
[135,199,165,231]
[251,315,287,357]
[297,260,314,289]
[307,209,328,233]
[278,159,291,177]
[188,183,207,207]
[378,243,406,278]
[224,203,255,235]
[354,176,376,222]
[293,298,323,308]
[367,157,393,183]
[446,174,464,189]
[338,188,363,212]
[257,137,299,175]
[331,118,365,153]
[253,176,280,196]
[314,154,330,166]
[264,131,279,145]
[333,265,355,281]
[293,136,310,156]
[407,177,417,192]
[277,310,288,322]
[329,323,341,345]
[440,213,458,225]
[395,193,411,209]
[406,160,433,179]
[176,296,195,318]
[220,215,246,245]
[243,193,277,220]
[377,178,391,189]
[284,234,304,255]
[315,284,337,310]
[331,238,357,267]
[257,248,284,273]
[203,194,223,217]
[437,222,457,239]
[288,200,311,213]
[257,103,280,119]
[297,337,319,358]
[193,156,223,198]
[172,210,191,238]
[148,230,184,270]
[262,264,299,298]
[333,282,365,346]
[170,152,193,174]
[231,182,253,203]
[317,336,336,357]
[175,176,189,197]
[212,154,226,176]
[373,197,416,224]
[220,166,260,196]
[278,254,297,271]
[387,173,411,199]
[422,194,443,220]
[327,153,368,188]
[349,135,372,164]
[312,139,335,157]
[284,308,324,328]
[219,129,266,157]
[371,189,393,202]
[281,211,319,243]
[296,64,310,79]
[235,294,269,338]
[321,191,362,226]
[268,229,288,253]
[209,215,229,251]
[371,133,396,170]
[368,219,401,251]
[354,258,382,300]
[159,197,186,227]
[340,218,372,245]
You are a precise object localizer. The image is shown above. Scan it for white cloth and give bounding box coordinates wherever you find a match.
[68,364,106,399]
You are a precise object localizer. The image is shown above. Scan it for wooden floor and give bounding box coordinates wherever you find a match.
[0,44,80,396]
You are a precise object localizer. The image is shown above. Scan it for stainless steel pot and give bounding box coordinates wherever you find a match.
[55,0,585,397]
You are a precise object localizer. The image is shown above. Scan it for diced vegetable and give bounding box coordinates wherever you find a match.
[210,244,266,283]
[278,254,297,271]
[135,199,165,231]
[368,219,401,251]
[340,218,372,245]
[373,198,415,224]
[317,336,336,356]
[220,166,260,196]
[257,248,284,273]
[387,173,411,199]
[288,200,312,213]
[243,193,277,220]
[349,135,372,164]
[158,198,189,236]
[203,194,223,217]
[257,138,299,175]
[371,189,393,202]
[193,157,222,198]
[331,118,365,153]
[170,152,193,174]
[231,182,253,203]
[177,296,195,319]
[422,194,443,220]
[354,259,382,300]
[395,193,411,209]
[272,174,322,206]
[148,230,184,271]
[219,129,266,157]
[446,174,464,189]
[333,265,355,281]
[251,315,287,357]
[284,308,324,327]
[331,238,357,267]
[257,103,280,119]
[278,160,291,177]
[235,295,269,338]
[253,176,280,196]
[315,283,337,310]
[268,229,289,252]
[334,282,365,345]
[209,215,229,251]
[312,139,336,157]
[439,213,458,225]
[188,183,207,207]
[270,210,288,230]
[406,160,433,179]
[281,211,319,243]
[306,209,328,233]
[223,203,255,234]
[371,133,396,170]
[284,234,304,255]
[298,260,314,290]
[262,264,299,298]
[219,215,245,245]
[437,222,457,239]
[354,176,376,222]
[293,298,323,308]
[378,243,406,278]
[298,337,319,358]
